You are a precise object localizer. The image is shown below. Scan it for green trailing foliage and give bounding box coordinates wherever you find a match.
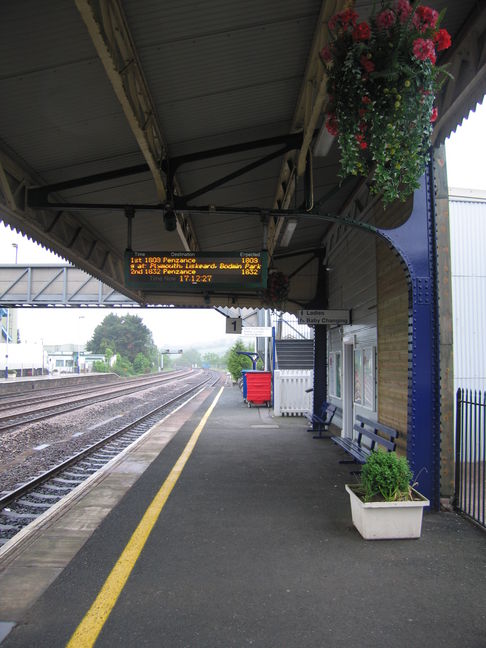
[320,1,452,205]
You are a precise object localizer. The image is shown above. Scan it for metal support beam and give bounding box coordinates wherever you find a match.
[0,265,139,307]
[75,0,198,252]
[28,132,307,211]
[0,149,139,302]
[267,0,353,257]
[377,170,441,510]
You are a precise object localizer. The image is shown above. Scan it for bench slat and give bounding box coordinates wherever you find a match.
[331,436,370,463]
[353,424,396,452]
[332,416,398,465]
[356,415,398,439]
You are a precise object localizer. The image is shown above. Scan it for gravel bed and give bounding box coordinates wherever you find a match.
[0,371,208,494]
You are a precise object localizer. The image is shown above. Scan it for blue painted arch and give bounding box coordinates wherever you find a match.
[308,166,440,508]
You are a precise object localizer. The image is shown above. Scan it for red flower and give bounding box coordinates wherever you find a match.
[325,114,339,136]
[352,22,371,42]
[320,44,333,64]
[376,9,396,30]
[417,5,439,28]
[328,8,358,32]
[430,107,438,122]
[434,28,452,51]
[396,0,412,23]
[355,133,368,149]
[413,38,436,64]
[362,96,372,105]
[413,6,439,33]
[341,8,358,28]
[360,54,375,73]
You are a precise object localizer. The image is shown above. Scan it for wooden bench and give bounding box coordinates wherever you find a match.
[306,401,338,439]
[331,414,398,464]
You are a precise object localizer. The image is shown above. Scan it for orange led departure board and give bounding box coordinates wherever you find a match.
[125,251,267,291]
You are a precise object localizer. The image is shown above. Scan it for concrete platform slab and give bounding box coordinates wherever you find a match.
[0,384,485,648]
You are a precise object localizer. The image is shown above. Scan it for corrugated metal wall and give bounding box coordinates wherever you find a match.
[450,197,486,393]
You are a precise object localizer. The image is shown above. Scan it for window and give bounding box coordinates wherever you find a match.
[362,347,375,409]
[353,347,375,410]
[55,359,64,367]
[329,351,342,398]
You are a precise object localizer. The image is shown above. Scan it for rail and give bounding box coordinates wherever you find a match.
[0,371,219,546]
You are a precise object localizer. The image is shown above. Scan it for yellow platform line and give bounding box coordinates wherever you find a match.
[67,386,224,648]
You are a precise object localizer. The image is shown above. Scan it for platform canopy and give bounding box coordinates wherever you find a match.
[0,0,485,310]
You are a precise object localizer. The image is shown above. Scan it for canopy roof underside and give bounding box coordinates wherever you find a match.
[0,0,485,311]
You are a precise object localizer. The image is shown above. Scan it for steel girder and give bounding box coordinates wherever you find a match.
[377,168,440,509]
[0,265,138,307]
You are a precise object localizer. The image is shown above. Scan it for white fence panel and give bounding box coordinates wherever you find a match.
[274,370,313,416]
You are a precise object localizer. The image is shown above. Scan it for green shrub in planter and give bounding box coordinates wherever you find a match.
[360,451,413,502]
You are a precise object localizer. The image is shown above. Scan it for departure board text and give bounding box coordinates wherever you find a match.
[125,251,267,291]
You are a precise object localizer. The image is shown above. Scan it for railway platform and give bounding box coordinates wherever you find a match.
[0,382,485,647]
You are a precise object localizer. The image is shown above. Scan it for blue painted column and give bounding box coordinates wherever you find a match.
[376,167,440,509]
[312,324,328,419]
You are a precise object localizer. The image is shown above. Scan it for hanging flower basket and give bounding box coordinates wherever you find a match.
[320,0,452,205]
[262,271,290,309]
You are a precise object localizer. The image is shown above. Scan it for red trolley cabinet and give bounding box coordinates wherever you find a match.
[245,370,272,407]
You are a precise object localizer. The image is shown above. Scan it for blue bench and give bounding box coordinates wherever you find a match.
[306,401,338,439]
[331,414,398,464]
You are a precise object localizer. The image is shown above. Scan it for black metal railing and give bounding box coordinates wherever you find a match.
[455,388,486,529]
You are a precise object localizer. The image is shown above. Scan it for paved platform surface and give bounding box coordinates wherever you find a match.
[0,384,485,647]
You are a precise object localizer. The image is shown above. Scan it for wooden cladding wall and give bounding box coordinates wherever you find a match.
[376,238,409,455]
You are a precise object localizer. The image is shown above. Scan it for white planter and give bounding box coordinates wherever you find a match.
[345,484,430,540]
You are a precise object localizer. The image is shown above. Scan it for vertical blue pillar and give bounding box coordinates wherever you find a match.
[377,167,440,509]
[313,324,328,418]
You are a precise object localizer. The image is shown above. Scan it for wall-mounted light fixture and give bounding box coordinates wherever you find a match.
[280,218,298,247]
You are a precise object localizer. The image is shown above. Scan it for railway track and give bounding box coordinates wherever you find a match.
[0,370,188,411]
[0,371,220,547]
[0,370,193,430]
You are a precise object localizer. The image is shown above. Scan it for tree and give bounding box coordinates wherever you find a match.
[202,352,225,369]
[226,340,255,381]
[177,348,202,368]
[133,352,152,374]
[87,313,158,366]
[112,353,133,377]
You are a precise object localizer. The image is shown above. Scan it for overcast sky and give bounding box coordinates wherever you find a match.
[0,230,238,351]
[1,98,485,350]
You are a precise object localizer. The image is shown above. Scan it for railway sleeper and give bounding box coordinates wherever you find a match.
[78,461,105,468]
[1,510,36,521]
[16,499,53,509]
[40,483,71,493]
[28,491,61,501]
[0,523,18,532]
[50,477,84,485]
[62,469,96,478]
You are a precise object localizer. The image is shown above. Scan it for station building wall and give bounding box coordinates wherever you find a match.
[324,200,411,455]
